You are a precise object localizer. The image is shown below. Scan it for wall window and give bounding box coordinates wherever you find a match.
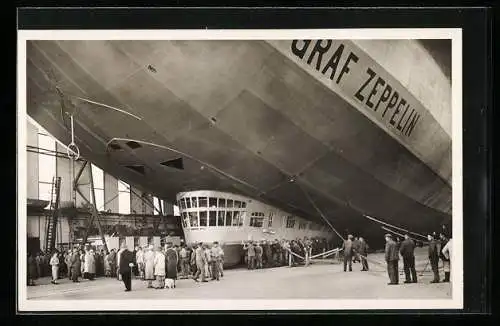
[181,212,189,228]
[185,197,191,209]
[153,196,161,215]
[227,199,233,208]
[241,202,247,209]
[189,212,198,227]
[199,197,207,208]
[232,211,241,226]
[191,197,198,208]
[225,211,232,226]
[118,180,131,215]
[268,212,274,228]
[239,211,246,226]
[91,164,105,211]
[209,197,217,208]
[180,198,186,210]
[234,200,241,208]
[209,211,217,226]
[199,211,208,227]
[217,211,225,226]
[299,222,308,230]
[250,212,265,227]
[286,216,295,229]
[218,198,226,208]
[37,132,56,208]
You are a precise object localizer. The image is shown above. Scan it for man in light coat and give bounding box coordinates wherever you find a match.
[441,237,452,283]
[342,235,354,272]
[193,242,208,282]
[136,246,145,280]
[49,251,60,284]
[210,241,223,281]
[179,244,189,279]
[84,249,96,280]
[65,249,72,280]
[143,245,156,288]
[153,247,166,289]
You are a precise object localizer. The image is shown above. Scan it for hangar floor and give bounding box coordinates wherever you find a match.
[26,248,451,300]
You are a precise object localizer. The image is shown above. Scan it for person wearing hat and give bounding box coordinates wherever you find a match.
[439,233,451,282]
[153,246,166,289]
[119,243,135,291]
[143,245,156,288]
[193,242,208,282]
[341,235,354,272]
[210,241,223,281]
[70,247,81,283]
[384,233,399,285]
[179,243,189,279]
[441,236,452,283]
[427,234,440,283]
[165,242,178,288]
[358,237,370,271]
[399,233,417,283]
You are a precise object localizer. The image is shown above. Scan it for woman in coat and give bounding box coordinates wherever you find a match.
[104,251,111,277]
[27,252,38,286]
[84,250,96,280]
[70,248,81,283]
[49,251,60,284]
[153,247,166,289]
[143,245,156,288]
[79,250,85,277]
[165,243,179,288]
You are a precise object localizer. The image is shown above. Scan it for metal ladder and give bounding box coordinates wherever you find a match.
[45,176,62,253]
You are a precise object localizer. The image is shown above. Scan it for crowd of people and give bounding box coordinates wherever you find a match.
[27,247,112,285]
[26,232,452,290]
[383,231,452,285]
[27,240,227,291]
[241,237,332,269]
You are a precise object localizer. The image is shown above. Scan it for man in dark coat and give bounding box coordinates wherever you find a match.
[384,234,399,285]
[27,252,38,286]
[352,237,360,263]
[264,241,272,268]
[70,248,81,283]
[165,242,179,287]
[357,237,369,271]
[342,235,354,272]
[428,234,440,283]
[119,244,135,291]
[399,233,417,283]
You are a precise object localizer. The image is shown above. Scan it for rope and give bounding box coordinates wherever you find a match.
[362,214,427,239]
[310,247,341,259]
[297,182,345,242]
[381,226,429,244]
[285,248,305,260]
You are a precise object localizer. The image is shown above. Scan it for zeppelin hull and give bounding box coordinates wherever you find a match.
[26,40,452,248]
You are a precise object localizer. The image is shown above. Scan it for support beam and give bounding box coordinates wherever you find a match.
[88,162,109,253]
[73,160,88,189]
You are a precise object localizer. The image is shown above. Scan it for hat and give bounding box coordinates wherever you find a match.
[384,233,392,238]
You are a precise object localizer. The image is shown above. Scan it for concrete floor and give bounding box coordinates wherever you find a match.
[27,248,451,300]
